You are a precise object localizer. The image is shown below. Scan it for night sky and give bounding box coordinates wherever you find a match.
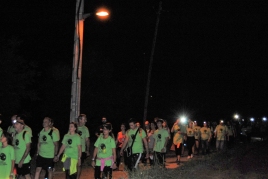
[1,0,268,131]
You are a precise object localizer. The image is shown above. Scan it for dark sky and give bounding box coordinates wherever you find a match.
[1,0,268,125]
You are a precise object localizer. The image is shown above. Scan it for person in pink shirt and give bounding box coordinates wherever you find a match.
[115,123,127,168]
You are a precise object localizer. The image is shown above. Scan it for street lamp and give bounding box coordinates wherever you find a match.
[70,0,109,122]
[234,114,240,121]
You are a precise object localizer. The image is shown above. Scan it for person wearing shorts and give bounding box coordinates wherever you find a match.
[13,118,31,179]
[153,119,169,166]
[171,118,186,165]
[34,117,59,179]
[120,118,149,171]
[77,114,90,179]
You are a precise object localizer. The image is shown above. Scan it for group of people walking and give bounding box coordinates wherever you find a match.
[0,114,237,179]
[0,114,90,179]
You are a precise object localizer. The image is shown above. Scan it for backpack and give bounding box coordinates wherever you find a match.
[38,129,54,140]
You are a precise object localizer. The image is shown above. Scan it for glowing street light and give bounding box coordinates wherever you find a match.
[96,11,109,16]
[263,117,267,122]
[234,114,239,119]
[250,118,254,122]
[70,0,109,122]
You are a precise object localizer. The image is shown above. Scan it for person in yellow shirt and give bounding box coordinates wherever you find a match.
[186,122,195,159]
[200,121,211,155]
[171,118,186,165]
[214,120,228,151]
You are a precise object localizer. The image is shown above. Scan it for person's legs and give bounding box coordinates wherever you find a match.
[103,166,113,179]
[77,152,87,179]
[220,140,225,150]
[65,170,71,179]
[174,143,182,164]
[69,173,77,179]
[34,167,42,179]
[48,167,53,179]
[195,139,200,155]
[16,163,31,179]
[216,140,220,151]
[94,166,101,179]
[129,153,142,171]
[116,147,121,168]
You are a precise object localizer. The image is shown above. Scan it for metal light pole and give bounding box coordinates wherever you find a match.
[70,0,85,122]
[70,0,109,122]
[143,1,162,125]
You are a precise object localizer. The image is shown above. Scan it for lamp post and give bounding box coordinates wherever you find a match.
[70,0,108,122]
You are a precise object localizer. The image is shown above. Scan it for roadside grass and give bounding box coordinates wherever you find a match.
[120,141,268,179]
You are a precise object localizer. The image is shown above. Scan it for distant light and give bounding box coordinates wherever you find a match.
[180,116,187,124]
[250,118,254,122]
[263,117,267,121]
[150,95,153,98]
[234,114,239,119]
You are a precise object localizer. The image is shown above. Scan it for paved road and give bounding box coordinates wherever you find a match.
[52,151,196,179]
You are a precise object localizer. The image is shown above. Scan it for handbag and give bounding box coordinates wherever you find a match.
[125,128,140,157]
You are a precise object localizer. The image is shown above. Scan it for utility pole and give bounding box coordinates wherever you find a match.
[70,0,85,122]
[143,1,162,126]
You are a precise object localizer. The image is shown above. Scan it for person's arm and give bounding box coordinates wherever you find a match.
[171,123,177,133]
[86,137,90,156]
[214,127,217,138]
[162,136,169,152]
[208,129,211,141]
[54,144,66,162]
[142,137,149,158]
[54,141,59,156]
[112,148,117,168]
[120,133,129,155]
[115,132,119,146]
[18,143,31,167]
[78,145,82,166]
[10,160,15,179]
[91,147,98,168]
[168,128,171,139]
[36,138,40,155]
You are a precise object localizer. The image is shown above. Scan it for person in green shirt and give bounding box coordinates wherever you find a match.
[0,131,15,179]
[13,118,31,179]
[153,119,169,166]
[16,115,32,138]
[186,121,195,159]
[77,114,90,179]
[120,118,149,171]
[55,122,82,179]
[200,121,212,155]
[34,117,60,179]
[171,118,186,165]
[92,123,117,179]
